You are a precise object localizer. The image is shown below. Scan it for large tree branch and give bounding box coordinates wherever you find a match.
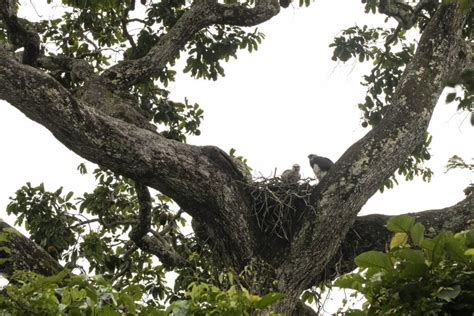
[100,0,280,90]
[322,193,474,283]
[0,0,40,65]
[36,54,95,82]
[1,0,279,270]
[210,0,280,26]
[130,183,189,268]
[0,220,62,278]
[0,49,254,268]
[277,3,471,295]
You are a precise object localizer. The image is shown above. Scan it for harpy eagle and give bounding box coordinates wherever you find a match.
[308,154,334,181]
[281,164,301,184]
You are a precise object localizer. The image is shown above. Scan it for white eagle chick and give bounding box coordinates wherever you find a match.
[281,164,301,184]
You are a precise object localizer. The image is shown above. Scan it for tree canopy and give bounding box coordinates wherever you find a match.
[0,0,472,314]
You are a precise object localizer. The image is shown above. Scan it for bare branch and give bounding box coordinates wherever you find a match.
[0,1,40,65]
[37,54,96,82]
[210,0,280,26]
[378,0,416,29]
[121,0,137,50]
[130,182,189,268]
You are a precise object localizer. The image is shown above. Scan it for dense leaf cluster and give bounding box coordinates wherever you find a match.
[6,166,179,302]
[335,215,474,315]
[0,268,283,315]
[184,26,264,80]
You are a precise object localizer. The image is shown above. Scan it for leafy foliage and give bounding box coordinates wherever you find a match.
[446,155,474,196]
[166,274,283,315]
[6,167,181,301]
[0,270,152,316]
[6,183,77,259]
[447,155,474,172]
[3,165,285,313]
[0,267,283,315]
[184,26,264,81]
[152,98,204,142]
[335,215,474,315]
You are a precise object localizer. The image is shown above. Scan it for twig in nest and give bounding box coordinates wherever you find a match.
[243,176,317,240]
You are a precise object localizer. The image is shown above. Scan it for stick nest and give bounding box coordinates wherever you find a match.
[244,177,316,241]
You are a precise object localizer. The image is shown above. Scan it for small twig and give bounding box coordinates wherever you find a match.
[159,209,184,236]
[243,176,317,240]
[384,24,402,51]
[127,18,146,24]
[121,0,137,50]
[111,243,138,283]
[103,219,138,229]
[69,218,99,229]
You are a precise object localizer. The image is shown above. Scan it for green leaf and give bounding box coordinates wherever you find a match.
[346,309,367,316]
[0,246,12,254]
[465,230,474,247]
[355,251,392,270]
[334,274,365,291]
[445,92,456,103]
[400,262,429,278]
[386,215,415,233]
[436,285,461,302]
[301,290,314,304]
[0,233,8,242]
[254,292,285,309]
[0,258,11,265]
[424,232,447,265]
[410,223,425,246]
[65,191,74,201]
[97,305,121,316]
[445,237,466,262]
[394,249,425,264]
[390,232,408,249]
[460,0,471,10]
[464,248,474,256]
[340,49,352,62]
[118,293,136,314]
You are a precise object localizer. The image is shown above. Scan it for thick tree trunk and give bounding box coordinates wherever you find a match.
[0,1,471,314]
[273,5,471,313]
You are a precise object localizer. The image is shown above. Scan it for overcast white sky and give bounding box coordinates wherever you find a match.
[0,1,472,235]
